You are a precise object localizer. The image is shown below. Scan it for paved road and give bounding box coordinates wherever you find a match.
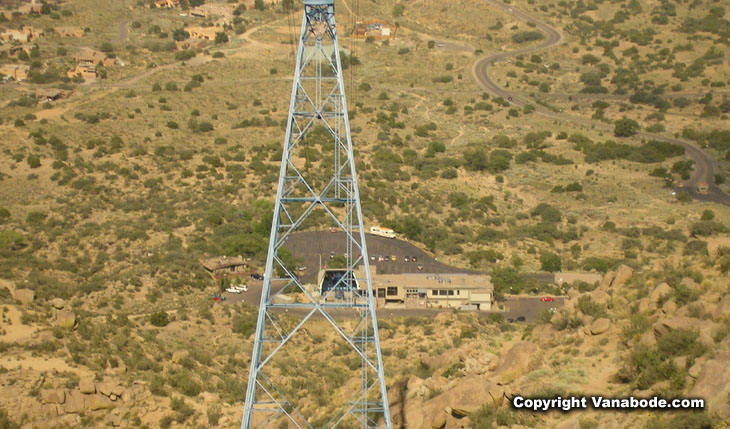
[221,280,561,323]
[472,0,730,207]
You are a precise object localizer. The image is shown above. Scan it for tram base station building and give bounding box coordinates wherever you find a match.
[316,266,493,311]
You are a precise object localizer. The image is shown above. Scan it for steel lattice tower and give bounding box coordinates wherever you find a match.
[241,1,391,427]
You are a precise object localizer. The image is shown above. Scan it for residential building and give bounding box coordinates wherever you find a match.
[0,64,30,81]
[202,256,248,277]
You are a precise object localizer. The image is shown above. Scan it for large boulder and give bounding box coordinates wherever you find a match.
[13,288,35,305]
[649,283,672,303]
[439,377,503,416]
[599,271,615,290]
[54,310,77,330]
[590,290,611,305]
[78,377,95,394]
[50,298,66,309]
[171,349,190,364]
[86,393,114,411]
[41,389,66,404]
[431,412,446,429]
[63,389,85,414]
[652,318,714,347]
[690,351,730,419]
[680,277,700,291]
[590,318,611,335]
[611,265,633,288]
[492,342,539,385]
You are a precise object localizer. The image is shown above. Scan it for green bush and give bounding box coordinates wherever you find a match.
[150,311,169,327]
[512,31,544,43]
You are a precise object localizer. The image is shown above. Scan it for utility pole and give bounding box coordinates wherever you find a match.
[241,1,391,427]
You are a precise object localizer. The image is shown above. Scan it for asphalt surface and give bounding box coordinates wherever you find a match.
[472,0,730,207]
[221,280,561,323]
[282,231,480,283]
[221,232,562,322]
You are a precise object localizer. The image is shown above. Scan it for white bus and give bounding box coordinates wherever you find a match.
[370,226,396,239]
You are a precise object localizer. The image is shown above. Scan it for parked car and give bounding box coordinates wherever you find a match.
[225,287,241,294]
[540,297,555,302]
[404,256,410,262]
[378,255,384,261]
[233,285,248,292]
[329,227,337,232]
[329,251,335,259]
[412,257,417,263]
[370,255,376,261]
[391,255,396,261]
[417,264,423,271]
[251,273,264,280]
[384,255,390,262]
[516,316,526,322]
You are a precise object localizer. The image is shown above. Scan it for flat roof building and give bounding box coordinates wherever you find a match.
[317,266,493,311]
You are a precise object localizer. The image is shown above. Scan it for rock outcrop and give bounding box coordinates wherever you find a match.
[13,288,35,305]
[590,318,610,335]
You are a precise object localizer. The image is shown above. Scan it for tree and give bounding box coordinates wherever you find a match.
[99,42,114,53]
[172,28,190,42]
[614,117,640,137]
[540,252,562,272]
[27,154,40,168]
[254,0,266,10]
[392,4,405,16]
[214,32,228,44]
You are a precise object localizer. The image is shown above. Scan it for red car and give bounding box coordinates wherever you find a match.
[540,297,555,302]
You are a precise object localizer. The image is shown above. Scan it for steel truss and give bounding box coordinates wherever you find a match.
[241,1,391,427]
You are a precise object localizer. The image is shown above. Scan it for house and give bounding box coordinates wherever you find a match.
[317,267,494,311]
[55,26,85,38]
[155,0,180,8]
[0,30,29,43]
[67,64,97,80]
[6,44,32,57]
[0,64,30,81]
[175,38,208,51]
[190,3,234,24]
[202,256,248,277]
[73,48,116,67]
[184,26,224,41]
[697,181,709,194]
[352,20,398,40]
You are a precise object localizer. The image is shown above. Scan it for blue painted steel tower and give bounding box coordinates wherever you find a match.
[241,1,391,427]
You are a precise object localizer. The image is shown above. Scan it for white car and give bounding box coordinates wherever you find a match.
[225,287,241,294]
[233,285,248,292]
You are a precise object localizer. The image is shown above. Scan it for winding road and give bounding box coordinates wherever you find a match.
[472,0,730,206]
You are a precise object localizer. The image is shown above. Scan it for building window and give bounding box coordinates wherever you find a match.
[439,290,447,296]
[448,290,454,296]
[432,290,437,296]
[387,287,398,296]
[457,290,460,295]
[230,266,235,272]
[377,288,385,298]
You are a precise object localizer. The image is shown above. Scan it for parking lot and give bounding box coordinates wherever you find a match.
[283,231,479,282]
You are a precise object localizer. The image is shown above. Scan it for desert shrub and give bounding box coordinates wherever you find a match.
[512,31,544,43]
[577,296,607,318]
[683,240,708,256]
[150,311,169,327]
[531,203,561,222]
